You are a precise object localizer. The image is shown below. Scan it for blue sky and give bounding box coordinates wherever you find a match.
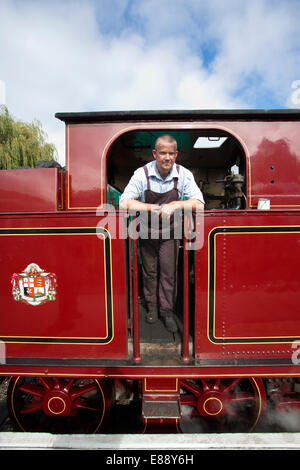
[0,0,300,163]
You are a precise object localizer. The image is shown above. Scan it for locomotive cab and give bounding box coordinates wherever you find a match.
[107,128,247,211]
[106,128,247,358]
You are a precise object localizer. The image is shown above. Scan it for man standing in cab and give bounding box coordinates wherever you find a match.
[120,134,204,333]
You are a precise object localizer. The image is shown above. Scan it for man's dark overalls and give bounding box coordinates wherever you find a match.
[139,165,181,333]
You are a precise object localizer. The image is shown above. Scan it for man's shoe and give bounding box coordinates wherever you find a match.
[146,307,158,324]
[162,314,178,333]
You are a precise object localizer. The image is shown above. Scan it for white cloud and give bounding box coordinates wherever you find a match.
[130,0,300,105]
[208,0,300,100]
[0,0,299,164]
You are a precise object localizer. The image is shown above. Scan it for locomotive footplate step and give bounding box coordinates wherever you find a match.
[142,399,181,420]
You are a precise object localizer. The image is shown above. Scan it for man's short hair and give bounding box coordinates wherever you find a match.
[154,134,177,151]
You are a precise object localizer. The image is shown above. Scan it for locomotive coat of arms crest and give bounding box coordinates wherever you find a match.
[11,263,57,306]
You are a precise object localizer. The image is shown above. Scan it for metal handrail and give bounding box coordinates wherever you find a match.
[130,215,142,363]
[182,224,190,363]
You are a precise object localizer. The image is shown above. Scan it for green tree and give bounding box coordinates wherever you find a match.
[0,105,58,169]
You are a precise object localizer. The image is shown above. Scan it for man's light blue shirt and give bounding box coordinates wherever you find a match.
[119,161,204,204]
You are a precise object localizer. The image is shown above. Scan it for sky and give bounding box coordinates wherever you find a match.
[0,0,300,164]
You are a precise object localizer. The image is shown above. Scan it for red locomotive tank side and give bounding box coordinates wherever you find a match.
[0,211,128,360]
[194,209,300,362]
[0,168,63,212]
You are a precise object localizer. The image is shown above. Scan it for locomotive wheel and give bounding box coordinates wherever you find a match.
[7,376,112,434]
[179,377,266,433]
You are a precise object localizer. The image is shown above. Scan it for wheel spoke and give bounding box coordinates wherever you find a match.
[180,394,197,406]
[200,379,210,392]
[213,379,221,390]
[53,377,61,389]
[70,382,98,400]
[230,392,256,403]
[222,378,242,394]
[63,378,75,393]
[38,376,53,390]
[72,398,100,413]
[18,383,44,398]
[181,380,202,397]
[20,400,43,414]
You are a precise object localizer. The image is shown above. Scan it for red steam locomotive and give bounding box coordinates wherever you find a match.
[1,109,300,434]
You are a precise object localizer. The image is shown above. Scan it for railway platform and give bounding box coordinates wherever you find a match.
[0,432,300,450]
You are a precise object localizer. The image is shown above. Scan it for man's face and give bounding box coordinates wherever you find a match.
[152,140,178,177]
